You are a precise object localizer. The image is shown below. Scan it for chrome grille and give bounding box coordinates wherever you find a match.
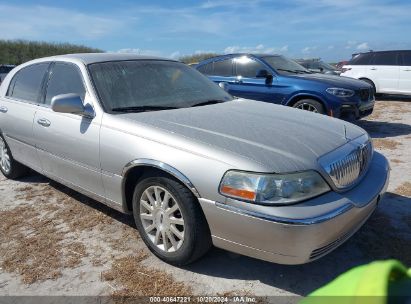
[323,139,373,190]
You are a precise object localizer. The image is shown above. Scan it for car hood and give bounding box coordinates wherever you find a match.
[119,99,366,173]
[290,73,371,89]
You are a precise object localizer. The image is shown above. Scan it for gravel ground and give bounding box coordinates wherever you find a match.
[0,98,410,299]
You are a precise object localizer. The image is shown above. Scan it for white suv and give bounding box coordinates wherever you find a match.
[341,50,411,96]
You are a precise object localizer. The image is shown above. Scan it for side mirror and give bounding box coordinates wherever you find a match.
[256,69,273,84]
[219,82,229,91]
[51,93,94,118]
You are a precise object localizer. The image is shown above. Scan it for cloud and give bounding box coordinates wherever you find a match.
[302,46,318,54]
[224,44,288,54]
[0,4,125,41]
[356,42,370,50]
[116,48,162,56]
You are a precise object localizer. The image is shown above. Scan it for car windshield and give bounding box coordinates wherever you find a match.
[88,60,233,112]
[261,56,311,75]
[320,62,337,71]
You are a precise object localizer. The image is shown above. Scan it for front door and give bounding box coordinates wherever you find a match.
[229,56,281,103]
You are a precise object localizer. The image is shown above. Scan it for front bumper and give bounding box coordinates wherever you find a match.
[198,152,389,264]
[339,98,375,120]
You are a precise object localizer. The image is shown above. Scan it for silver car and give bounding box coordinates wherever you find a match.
[0,54,389,265]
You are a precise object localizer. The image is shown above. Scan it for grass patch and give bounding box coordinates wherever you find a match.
[394,182,411,197]
[102,250,192,297]
[372,138,402,151]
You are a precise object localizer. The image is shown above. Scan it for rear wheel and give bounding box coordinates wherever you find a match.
[0,135,29,179]
[132,173,211,265]
[292,99,325,114]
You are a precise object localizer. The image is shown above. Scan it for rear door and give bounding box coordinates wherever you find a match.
[0,63,50,172]
[399,51,411,94]
[33,61,104,196]
[367,52,400,93]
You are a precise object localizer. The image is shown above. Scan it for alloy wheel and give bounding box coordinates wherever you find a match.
[296,103,319,113]
[0,137,11,174]
[139,185,185,253]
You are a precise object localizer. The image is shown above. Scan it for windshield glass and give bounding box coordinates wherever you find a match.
[88,60,233,112]
[320,62,337,71]
[261,56,310,75]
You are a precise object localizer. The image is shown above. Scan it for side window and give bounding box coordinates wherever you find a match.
[350,53,373,65]
[401,52,411,66]
[6,63,49,102]
[212,59,233,76]
[45,63,85,105]
[197,62,213,75]
[371,52,398,66]
[234,57,266,78]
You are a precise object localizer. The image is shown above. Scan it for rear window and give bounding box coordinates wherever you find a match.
[371,52,398,65]
[212,59,233,76]
[197,62,213,75]
[401,51,411,66]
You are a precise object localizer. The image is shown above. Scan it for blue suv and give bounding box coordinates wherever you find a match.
[196,54,375,120]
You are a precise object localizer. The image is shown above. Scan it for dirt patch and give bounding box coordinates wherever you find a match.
[372,138,402,150]
[0,182,136,285]
[390,159,405,164]
[102,250,192,297]
[394,182,411,197]
[0,202,88,284]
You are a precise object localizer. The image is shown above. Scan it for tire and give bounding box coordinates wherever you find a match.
[292,99,325,114]
[132,172,211,265]
[0,134,29,179]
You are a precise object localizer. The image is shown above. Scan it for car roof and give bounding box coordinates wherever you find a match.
[39,53,175,65]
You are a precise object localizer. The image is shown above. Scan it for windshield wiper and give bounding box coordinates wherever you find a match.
[111,105,178,112]
[277,69,311,74]
[190,100,226,107]
[277,68,299,74]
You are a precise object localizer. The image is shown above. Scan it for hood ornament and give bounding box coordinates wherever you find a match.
[344,125,348,141]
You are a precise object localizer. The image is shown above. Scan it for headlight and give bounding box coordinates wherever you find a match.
[219,170,330,205]
[326,88,355,98]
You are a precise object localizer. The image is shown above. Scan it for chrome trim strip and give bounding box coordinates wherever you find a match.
[122,159,201,198]
[215,202,354,225]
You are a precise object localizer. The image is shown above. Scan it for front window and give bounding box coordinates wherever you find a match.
[261,56,311,75]
[89,60,233,112]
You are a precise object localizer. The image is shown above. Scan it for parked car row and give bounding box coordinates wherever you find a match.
[0,53,389,266]
[0,65,15,85]
[195,53,374,120]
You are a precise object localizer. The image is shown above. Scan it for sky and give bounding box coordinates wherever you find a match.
[0,0,410,61]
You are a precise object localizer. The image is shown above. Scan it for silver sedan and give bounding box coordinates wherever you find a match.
[0,54,389,265]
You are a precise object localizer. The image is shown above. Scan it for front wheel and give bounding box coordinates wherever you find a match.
[132,173,211,265]
[0,135,29,179]
[292,99,325,114]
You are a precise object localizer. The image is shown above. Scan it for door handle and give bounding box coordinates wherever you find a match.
[0,106,8,113]
[234,80,243,84]
[37,118,51,127]
[370,68,377,70]
[404,69,411,71]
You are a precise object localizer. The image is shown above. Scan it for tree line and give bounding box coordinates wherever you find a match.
[0,39,222,65]
[0,40,103,65]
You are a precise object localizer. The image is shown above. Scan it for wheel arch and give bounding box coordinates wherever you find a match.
[286,94,328,112]
[358,77,377,91]
[121,159,200,213]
